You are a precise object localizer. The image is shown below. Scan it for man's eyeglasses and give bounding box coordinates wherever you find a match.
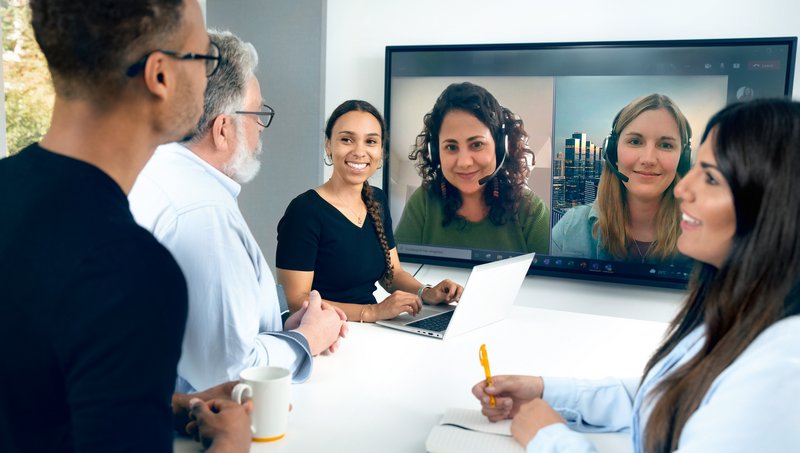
[236,104,275,128]
[126,41,221,78]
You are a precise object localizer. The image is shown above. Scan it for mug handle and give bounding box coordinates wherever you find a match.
[231,383,256,436]
[231,382,252,404]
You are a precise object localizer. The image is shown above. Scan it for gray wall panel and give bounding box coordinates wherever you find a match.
[207,0,325,267]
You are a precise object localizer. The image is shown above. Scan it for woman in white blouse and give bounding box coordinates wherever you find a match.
[472,98,800,452]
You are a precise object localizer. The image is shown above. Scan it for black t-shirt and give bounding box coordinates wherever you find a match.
[0,144,188,453]
[276,188,396,305]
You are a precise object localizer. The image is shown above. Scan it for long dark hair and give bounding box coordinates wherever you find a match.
[408,82,534,227]
[643,99,800,452]
[325,100,394,286]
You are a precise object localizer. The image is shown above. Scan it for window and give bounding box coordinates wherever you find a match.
[1,0,54,157]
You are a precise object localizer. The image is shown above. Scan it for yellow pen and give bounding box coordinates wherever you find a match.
[479,343,496,408]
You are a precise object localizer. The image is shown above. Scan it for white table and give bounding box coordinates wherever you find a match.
[175,276,675,452]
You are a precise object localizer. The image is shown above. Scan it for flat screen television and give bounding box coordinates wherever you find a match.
[383,37,796,288]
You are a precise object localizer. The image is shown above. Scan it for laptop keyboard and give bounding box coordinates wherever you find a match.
[407,311,454,332]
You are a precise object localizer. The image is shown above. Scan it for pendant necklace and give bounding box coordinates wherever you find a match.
[632,240,654,263]
[333,190,363,226]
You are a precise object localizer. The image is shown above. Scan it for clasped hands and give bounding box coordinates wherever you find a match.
[285,289,348,355]
[471,375,566,447]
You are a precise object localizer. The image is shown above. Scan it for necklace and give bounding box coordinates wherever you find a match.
[333,190,364,226]
[632,240,654,263]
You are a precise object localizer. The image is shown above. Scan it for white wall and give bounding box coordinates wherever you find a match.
[326,0,800,121]
[324,0,800,321]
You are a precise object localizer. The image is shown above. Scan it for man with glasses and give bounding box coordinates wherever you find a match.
[0,1,251,452]
[126,41,222,78]
[129,30,347,396]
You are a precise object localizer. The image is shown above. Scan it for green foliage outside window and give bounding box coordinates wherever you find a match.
[2,0,54,156]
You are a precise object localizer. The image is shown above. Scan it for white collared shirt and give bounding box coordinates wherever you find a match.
[129,142,311,393]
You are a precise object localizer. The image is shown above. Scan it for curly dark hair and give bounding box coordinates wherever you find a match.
[325,100,394,287]
[408,82,534,227]
[30,0,184,102]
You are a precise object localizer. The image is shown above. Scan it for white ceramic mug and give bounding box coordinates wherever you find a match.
[231,366,291,442]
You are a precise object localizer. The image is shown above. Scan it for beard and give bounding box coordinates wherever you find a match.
[222,120,262,184]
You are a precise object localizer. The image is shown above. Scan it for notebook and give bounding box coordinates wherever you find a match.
[425,407,522,453]
[427,407,633,453]
[376,253,534,340]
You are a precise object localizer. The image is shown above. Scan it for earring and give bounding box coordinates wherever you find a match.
[323,153,333,166]
[436,167,447,198]
[492,178,500,199]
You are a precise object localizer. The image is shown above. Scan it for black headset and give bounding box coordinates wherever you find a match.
[427,119,509,186]
[602,110,692,183]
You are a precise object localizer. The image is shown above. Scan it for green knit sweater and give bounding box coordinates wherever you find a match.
[395,186,551,254]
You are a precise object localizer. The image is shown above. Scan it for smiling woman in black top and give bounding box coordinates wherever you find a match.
[276,100,463,323]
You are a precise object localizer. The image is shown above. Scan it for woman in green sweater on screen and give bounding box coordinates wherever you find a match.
[395,82,550,254]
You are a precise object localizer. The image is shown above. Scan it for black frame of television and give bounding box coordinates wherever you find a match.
[383,37,797,289]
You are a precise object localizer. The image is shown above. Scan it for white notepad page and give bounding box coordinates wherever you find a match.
[425,407,523,453]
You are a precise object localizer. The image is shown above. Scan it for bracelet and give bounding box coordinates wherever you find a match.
[359,305,368,323]
[417,284,433,304]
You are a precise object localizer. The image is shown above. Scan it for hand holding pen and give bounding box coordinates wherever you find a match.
[472,357,546,422]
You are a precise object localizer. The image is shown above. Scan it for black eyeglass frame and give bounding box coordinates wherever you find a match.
[125,41,221,78]
[235,104,276,128]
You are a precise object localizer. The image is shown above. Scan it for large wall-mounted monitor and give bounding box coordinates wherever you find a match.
[384,37,796,288]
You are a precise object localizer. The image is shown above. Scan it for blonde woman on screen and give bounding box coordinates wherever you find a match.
[551,93,692,265]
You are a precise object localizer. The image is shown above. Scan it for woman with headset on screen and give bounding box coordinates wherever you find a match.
[473,98,800,452]
[394,82,550,254]
[275,100,462,323]
[550,93,692,265]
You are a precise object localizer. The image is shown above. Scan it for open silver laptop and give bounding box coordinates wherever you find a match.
[376,253,534,340]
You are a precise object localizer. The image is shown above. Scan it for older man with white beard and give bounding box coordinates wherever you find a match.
[129,30,346,394]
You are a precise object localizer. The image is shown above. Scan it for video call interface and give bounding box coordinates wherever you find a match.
[384,39,796,287]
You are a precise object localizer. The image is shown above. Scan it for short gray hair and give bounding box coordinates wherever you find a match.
[185,29,258,143]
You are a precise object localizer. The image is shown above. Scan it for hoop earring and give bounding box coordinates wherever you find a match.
[492,177,500,199]
[323,153,333,166]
